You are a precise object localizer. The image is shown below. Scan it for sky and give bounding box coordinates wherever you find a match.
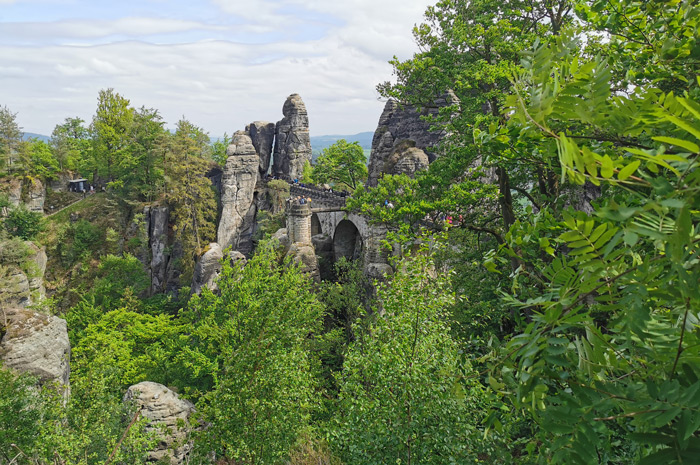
[0,0,435,138]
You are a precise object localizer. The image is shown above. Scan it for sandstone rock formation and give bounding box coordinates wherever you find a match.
[0,177,45,212]
[217,131,259,254]
[146,205,170,295]
[0,241,47,308]
[0,307,70,388]
[287,243,320,282]
[273,94,312,180]
[366,92,457,187]
[271,228,291,255]
[124,382,195,465]
[26,178,45,212]
[247,121,276,176]
[191,242,223,294]
[385,144,430,178]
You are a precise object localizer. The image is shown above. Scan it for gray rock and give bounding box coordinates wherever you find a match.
[124,382,195,465]
[271,228,291,255]
[147,205,170,295]
[191,242,224,295]
[366,92,457,187]
[273,94,312,180]
[0,307,70,388]
[247,121,276,176]
[286,243,320,283]
[385,144,430,178]
[0,242,47,308]
[25,178,45,213]
[0,267,30,307]
[217,131,259,252]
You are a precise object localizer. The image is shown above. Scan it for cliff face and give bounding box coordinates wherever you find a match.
[273,94,312,180]
[366,93,457,187]
[217,131,260,254]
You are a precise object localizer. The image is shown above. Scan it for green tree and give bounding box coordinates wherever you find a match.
[0,104,23,175]
[331,247,488,464]
[3,204,44,240]
[479,1,700,462]
[182,242,324,463]
[50,117,90,172]
[20,138,59,179]
[91,88,134,183]
[165,118,217,281]
[210,133,230,166]
[122,106,167,200]
[312,139,367,190]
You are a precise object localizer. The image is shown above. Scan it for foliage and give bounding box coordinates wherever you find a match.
[165,118,218,282]
[478,3,700,463]
[0,369,43,461]
[90,254,150,310]
[20,138,60,179]
[312,139,367,190]
[91,88,135,183]
[330,248,487,464]
[183,241,324,463]
[2,203,44,240]
[210,132,230,166]
[0,104,22,175]
[50,117,90,172]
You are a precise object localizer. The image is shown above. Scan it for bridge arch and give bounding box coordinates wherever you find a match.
[311,213,322,236]
[334,219,363,261]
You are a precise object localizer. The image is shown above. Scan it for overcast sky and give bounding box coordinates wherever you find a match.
[0,0,435,138]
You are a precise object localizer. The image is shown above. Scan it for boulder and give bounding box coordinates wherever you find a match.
[247,121,276,176]
[0,307,70,388]
[191,242,224,294]
[287,243,320,283]
[26,242,47,301]
[217,131,259,253]
[124,382,195,465]
[366,92,457,187]
[273,94,312,180]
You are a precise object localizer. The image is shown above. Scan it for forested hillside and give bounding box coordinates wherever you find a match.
[1,0,699,464]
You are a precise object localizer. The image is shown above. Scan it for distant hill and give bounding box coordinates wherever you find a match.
[310,131,374,162]
[311,132,373,151]
[23,132,50,142]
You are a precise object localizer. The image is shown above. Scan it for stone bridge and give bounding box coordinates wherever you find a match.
[285,184,392,279]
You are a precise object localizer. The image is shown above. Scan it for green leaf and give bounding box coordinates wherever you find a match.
[652,136,699,153]
[618,160,641,181]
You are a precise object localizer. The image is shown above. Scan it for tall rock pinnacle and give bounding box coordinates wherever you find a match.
[273,93,312,180]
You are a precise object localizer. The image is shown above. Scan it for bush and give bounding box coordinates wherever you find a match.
[3,205,44,240]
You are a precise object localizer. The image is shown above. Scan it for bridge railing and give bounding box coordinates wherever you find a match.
[288,184,347,209]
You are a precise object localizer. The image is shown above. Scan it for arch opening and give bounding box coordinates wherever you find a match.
[311,213,322,236]
[333,219,363,261]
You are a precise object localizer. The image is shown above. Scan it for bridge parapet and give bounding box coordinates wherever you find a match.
[289,184,347,209]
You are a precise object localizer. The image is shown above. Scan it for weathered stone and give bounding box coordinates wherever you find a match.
[247,121,276,176]
[273,94,312,180]
[217,131,259,253]
[0,177,22,207]
[271,228,291,255]
[191,242,224,295]
[26,242,47,301]
[0,267,30,307]
[0,307,70,388]
[385,144,430,178]
[147,205,170,295]
[287,243,320,282]
[25,178,45,213]
[366,92,457,187]
[0,242,47,308]
[124,382,195,465]
[227,250,247,266]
